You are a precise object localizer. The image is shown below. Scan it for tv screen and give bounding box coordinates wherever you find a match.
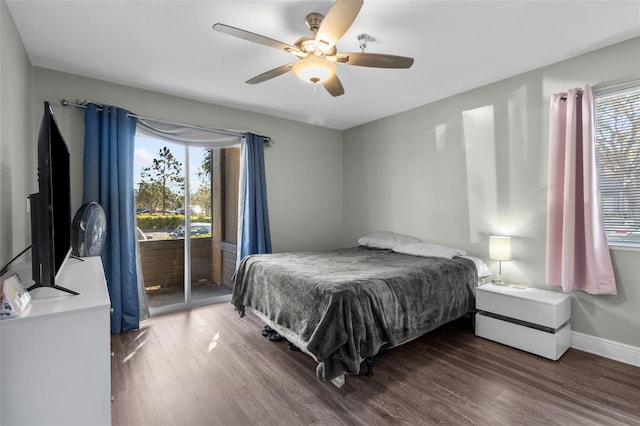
[28,101,77,295]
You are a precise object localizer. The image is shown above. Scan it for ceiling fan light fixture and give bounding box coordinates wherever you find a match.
[292,56,337,84]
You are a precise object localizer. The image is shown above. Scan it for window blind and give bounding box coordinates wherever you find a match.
[594,85,640,245]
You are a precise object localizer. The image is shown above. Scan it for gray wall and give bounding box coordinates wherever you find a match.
[343,37,640,347]
[0,0,34,265]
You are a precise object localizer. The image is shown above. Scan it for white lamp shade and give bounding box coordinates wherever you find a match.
[292,56,337,84]
[489,236,512,261]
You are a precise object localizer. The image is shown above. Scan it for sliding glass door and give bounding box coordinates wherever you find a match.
[134,135,233,313]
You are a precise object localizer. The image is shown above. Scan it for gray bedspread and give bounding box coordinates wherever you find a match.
[232,247,477,382]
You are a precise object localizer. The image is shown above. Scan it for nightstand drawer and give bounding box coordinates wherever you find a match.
[476,284,570,329]
[476,312,570,360]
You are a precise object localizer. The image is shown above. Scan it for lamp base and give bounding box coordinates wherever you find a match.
[491,277,509,286]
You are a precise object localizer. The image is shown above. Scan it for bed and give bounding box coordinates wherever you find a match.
[232,234,488,386]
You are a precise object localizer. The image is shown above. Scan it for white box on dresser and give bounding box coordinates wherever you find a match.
[475,283,571,360]
[0,257,111,426]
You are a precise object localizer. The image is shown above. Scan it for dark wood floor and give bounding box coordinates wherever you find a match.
[111,303,640,426]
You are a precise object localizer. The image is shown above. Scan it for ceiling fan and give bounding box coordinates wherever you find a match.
[212,0,414,97]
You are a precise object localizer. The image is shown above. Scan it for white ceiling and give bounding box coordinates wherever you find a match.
[7,0,640,130]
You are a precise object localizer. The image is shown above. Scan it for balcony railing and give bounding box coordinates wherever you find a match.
[138,236,231,307]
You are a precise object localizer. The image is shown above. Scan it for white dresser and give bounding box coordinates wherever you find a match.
[475,283,571,360]
[0,257,111,426]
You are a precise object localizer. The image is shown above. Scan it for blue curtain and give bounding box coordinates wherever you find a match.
[83,104,139,334]
[238,133,272,262]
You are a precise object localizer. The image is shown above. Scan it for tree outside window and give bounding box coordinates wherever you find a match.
[137,146,184,214]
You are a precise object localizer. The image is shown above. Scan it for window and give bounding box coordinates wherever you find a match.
[594,84,640,246]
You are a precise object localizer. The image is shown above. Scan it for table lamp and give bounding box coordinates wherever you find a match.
[489,236,511,285]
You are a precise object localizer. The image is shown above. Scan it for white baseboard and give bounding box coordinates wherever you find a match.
[571,331,640,367]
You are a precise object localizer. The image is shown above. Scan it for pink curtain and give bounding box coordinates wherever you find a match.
[546,85,617,295]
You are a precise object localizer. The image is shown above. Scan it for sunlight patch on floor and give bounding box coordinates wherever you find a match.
[123,329,150,363]
[208,331,220,353]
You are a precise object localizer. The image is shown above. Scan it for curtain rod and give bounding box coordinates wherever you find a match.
[59,99,270,143]
[560,89,584,102]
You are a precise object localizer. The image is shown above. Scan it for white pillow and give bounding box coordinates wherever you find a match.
[459,255,492,278]
[393,242,466,259]
[358,231,421,250]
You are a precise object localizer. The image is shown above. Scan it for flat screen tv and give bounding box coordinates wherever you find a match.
[28,101,77,295]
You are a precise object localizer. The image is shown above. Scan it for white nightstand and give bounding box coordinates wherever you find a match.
[475,283,571,360]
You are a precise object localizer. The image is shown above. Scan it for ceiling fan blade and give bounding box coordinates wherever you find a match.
[245,63,294,84]
[335,52,414,69]
[322,74,345,97]
[315,0,363,52]
[213,23,302,55]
